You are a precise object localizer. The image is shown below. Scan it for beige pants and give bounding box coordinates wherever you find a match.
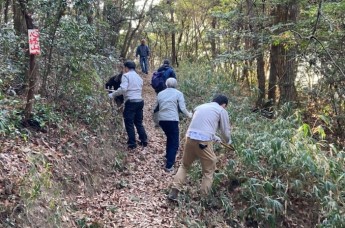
[172,137,217,194]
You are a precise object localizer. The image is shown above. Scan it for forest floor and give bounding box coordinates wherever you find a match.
[0,73,187,227]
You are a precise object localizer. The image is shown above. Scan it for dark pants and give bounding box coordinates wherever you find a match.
[159,121,179,169]
[139,56,149,74]
[123,100,147,147]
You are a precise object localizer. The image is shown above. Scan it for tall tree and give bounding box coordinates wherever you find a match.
[210,16,217,59]
[3,0,11,23]
[246,0,267,106]
[268,44,279,103]
[268,2,286,104]
[13,0,25,35]
[18,0,38,122]
[40,0,67,96]
[168,0,177,66]
[278,1,299,105]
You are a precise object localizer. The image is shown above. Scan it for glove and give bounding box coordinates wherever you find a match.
[214,135,221,143]
[108,92,114,99]
[228,138,232,145]
[187,112,193,118]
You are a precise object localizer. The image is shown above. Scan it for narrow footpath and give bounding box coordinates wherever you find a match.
[69,73,181,227]
[108,73,179,227]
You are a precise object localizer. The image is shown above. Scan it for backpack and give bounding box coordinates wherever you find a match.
[151,71,166,92]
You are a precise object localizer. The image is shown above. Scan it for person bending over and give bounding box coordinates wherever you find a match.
[168,94,232,200]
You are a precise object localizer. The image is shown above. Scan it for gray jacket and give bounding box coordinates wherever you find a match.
[154,88,190,122]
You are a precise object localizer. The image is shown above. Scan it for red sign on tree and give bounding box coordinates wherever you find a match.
[28,29,41,55]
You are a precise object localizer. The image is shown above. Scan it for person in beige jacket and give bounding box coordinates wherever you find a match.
[168,94,232,200]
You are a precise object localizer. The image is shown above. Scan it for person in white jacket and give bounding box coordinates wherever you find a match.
[153,78,192,172]
[109,60,148,149]
[168,94,232,200]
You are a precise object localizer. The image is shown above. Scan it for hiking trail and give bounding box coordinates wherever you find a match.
[69,73,180,227]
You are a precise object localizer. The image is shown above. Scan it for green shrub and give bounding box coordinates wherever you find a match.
[175,62,345,227]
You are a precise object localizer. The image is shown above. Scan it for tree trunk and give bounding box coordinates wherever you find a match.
[120,21,132,58]
[120,0,135,58]
[159,33,162,60]
[268,44,279,102]
[40,0,66,96]
[4,0,11,23]
[13,0,25,35]
[269,2,299,105]
[256,50,266,106]
[194,18,210,62]
[12,0,28,93]
[24,54,37,121]
[86,2,93,25]
[164,32,168,58]
[242,60,251,87]
[170,6,176,66]
[194,26,198,59]
[176,19,185,67]
[18,0,38,122]
[268,3,284,103]
[246,0,265,103]
[210,16,217,59]
[278,2,299,105]
[184,25,190,59]
[279,48,297,104]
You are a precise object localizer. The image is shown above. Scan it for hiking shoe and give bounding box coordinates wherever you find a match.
[165,167,174,173]
[128,144,137,149]
[139,141,148,147]
[168,188,179,201]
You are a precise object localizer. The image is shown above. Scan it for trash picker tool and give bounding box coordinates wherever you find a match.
[219,141,235,151]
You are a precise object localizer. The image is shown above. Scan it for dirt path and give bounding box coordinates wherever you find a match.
[81,73,178,227]
[0,72,181,228]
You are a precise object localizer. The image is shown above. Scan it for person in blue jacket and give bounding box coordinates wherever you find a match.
[154,59,176,94]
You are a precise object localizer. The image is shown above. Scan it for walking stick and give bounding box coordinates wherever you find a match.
[198,141,235,151]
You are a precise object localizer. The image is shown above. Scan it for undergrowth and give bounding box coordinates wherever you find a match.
[175,62,345,227]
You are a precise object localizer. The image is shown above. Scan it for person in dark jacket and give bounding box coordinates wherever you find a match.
[105,72,124,108]
[154,59,177,94]
[157,59,176,78]
[136,39,150,74]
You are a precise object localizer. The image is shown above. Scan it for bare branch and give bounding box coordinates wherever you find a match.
[311,0,322,35]
[310,35,345,78]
